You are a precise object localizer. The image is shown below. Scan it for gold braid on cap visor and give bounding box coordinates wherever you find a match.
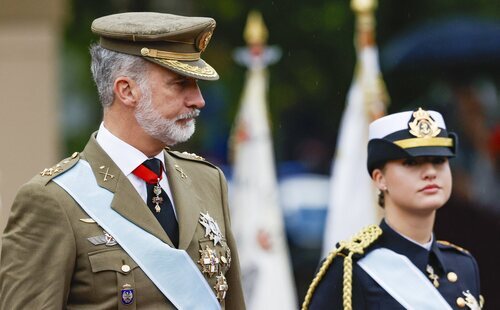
[140,47,200,61]
[393,137,453,149]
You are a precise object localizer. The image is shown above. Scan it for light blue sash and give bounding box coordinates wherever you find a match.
[358,248,452,310]
[53,160,220,310]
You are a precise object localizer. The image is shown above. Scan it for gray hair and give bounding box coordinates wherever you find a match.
[89,44,149,107]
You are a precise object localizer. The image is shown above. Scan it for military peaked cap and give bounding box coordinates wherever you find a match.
[367,108,457,174]
[91,12,219,80]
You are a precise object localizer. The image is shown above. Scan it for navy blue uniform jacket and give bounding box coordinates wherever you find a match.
[308,220,482,309]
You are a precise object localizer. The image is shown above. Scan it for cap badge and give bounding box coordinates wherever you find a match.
[198,245,220,277]
[409,108,441,138]
[199,212,224,246]
[197,27,214,52]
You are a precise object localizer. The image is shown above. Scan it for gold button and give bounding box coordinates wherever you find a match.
[141,47,150,56]
[447,272,458,282]
[121,264,131,273]
[456,297,466,308]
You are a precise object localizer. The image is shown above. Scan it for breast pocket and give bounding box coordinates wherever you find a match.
[88,248,139,309]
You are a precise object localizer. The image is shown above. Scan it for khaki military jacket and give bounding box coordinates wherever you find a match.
[0,135,245,309]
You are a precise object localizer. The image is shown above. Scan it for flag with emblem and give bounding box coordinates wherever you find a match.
[322,0,389,256]
[229,11,297,310]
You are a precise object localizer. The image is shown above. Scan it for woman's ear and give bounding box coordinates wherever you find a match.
[113,77,141,108]
[372,168,387,191]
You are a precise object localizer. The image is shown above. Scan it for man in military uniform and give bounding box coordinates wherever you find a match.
[0,12,245,309]
[303,108,483,309]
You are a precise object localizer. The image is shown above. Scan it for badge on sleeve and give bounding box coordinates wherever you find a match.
[121,283,135,305]
[199,212,224,246]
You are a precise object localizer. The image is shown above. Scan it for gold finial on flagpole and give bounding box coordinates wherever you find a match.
[351,0,377,14]
[244,10,268,46]
[351,0,377,47]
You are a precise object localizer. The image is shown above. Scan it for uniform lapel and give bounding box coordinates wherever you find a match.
[164,151,203,250]
[82,134,173,246]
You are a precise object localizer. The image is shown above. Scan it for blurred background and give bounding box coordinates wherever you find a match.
[1,0,499,308]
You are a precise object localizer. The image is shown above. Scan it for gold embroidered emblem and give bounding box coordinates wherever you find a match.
[174,164,187,179]
[198,245,220,277]
[99,166,115,182]
[181,151,205,161]
[197,30,213,52]
[155,59,217,78]
[408,108,441,138]
[40,164,63,176]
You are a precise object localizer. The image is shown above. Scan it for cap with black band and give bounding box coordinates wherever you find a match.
[367,108,457,175]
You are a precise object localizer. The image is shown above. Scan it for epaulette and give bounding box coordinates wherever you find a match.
[38,152,80,185]
[301,225,383,310]
[437,240,470,255]
[167,150,216,168]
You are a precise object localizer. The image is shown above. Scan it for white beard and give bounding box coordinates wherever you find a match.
[134,86,199,146]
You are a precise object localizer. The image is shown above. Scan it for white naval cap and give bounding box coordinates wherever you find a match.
[367,107,457,174]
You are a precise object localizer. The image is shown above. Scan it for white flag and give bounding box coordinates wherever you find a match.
[230,64,297,309]
[322,47,386,256]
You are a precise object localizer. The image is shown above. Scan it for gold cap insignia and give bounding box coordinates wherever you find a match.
[409,108,441,138]
[197,29,214,52]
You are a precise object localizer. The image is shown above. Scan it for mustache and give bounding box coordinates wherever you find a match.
[176,109,200,121]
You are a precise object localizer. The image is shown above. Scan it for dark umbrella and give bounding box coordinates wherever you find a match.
[381,17,500,73]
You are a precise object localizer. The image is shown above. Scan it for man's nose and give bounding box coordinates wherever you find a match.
[186,83,206,109]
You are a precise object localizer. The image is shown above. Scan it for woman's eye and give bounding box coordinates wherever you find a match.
[403,159,417,166]
[431,157,446,164]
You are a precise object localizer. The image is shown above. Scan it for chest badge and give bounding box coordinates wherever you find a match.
[198,245,220,277]
[199,212,224,246]
[214,273,229,301]
[121,283,135,305]
[461,290,481,310]
[87,230,117,246]
[220,246,232,269]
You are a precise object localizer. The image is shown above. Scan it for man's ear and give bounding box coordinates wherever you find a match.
[371,168,387,191]
[113,76,141,108]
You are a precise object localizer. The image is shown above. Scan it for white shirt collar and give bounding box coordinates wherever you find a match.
[399,231,434,251]
[96,123,165,176]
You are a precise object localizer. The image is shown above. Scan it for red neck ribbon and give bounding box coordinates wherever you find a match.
[132,164,162,184]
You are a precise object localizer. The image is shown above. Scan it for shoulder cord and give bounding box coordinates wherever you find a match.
[301,225,383,310]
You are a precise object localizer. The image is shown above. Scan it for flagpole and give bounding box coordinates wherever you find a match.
[229,11,297,310]
[321,0,389,257]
